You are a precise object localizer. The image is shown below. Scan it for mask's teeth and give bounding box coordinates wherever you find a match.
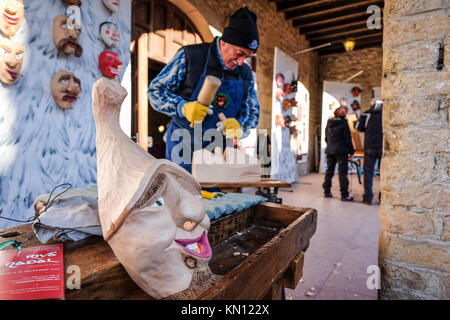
[186,243,200,253]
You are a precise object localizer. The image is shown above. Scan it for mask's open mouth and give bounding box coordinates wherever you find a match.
[108,67,120,76]
[63,94,78,102]
[3,13,19,25]
[6,69,21,79]
[175,231,212,259]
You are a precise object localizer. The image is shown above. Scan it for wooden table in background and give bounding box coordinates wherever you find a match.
[201,178,291,204]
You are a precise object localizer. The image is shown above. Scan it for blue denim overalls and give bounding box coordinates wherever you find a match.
[165,45,244,173]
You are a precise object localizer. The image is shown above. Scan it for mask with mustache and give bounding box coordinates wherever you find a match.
[53,15,82,57]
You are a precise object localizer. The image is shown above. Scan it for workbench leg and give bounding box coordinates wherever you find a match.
[262,282,283,300]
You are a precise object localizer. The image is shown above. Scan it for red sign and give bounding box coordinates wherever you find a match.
[0,244,64,300]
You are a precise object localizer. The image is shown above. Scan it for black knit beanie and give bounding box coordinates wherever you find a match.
[221,7,259,53]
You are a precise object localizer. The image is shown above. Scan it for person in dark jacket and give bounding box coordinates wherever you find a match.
[323,106,355,201]
[355,100,383,205]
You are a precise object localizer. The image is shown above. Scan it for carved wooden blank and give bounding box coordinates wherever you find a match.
[92,78,213,299]
[192,148,262,183]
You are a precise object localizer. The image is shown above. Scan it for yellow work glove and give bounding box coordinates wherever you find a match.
[201,190,217,199]
[182,101,209,123]
[222,118,243,139]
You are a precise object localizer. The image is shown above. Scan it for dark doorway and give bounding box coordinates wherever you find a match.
[147,61,171,159]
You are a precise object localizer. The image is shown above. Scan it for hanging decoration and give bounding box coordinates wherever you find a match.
[53,15,83,57]
[98,50,122,79]
[99,21,119,48]
[102,0,120,13]
[0,0,24,37]
[51,70,81,110]
[0,37,23,85]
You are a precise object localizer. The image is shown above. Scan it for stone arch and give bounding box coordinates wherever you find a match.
[168,0,214,43]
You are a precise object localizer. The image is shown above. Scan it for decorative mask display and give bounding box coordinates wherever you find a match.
[53,15,83,57]
[0,37,23,85]
[0,0,24,37]
[351,86,361,97]
[102,0,120,13]
[65,5,81,32]
[98,50,122,79]
[92,77,213,299]
[51,70,81,110]
[99,22,119,48]
[62,0,81,6]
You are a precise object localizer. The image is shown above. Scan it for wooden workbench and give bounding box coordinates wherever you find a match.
[200,178,291,193]
[0,202,317,300]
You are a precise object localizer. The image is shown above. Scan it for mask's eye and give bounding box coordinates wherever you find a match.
[61,79,69,86]
[150,197,164,208]
[16,53,23,59]
[0,48,8,56]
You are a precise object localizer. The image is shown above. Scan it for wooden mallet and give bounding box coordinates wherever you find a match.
[190,75,222,128]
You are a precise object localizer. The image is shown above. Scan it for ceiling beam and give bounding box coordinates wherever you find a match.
[294,11,368,29]
[285,0,372,19]
[317,40,382,55]
[289,0,384,23]
[298,12,379,33]
[309,28,382,46]
[304,20,382,40]
[277,0,340,12]
[314,34,383,51]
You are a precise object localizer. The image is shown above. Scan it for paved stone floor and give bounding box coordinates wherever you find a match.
[277,172,380,300]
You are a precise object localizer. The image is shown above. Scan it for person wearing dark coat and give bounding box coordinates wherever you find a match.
[323,106,355,201]
[355,100,383,205]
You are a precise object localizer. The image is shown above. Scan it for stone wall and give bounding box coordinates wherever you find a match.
[380,0,449,299]
[188,0,320,172]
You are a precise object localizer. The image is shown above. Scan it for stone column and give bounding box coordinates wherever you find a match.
[380,0,449,299]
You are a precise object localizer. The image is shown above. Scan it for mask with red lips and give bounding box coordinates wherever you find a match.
[102,0,120,13]
[100,22,119,48]
[0,0,24,37]
[99,50,122,79]
[51,70,81,110]
[0,37,23,85]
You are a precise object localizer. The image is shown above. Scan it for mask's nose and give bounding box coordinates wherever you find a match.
[177,193,205,225]
[4,5,17,16]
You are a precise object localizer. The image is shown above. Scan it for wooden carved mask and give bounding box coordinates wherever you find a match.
[98,50,122,79]
[99,22,119,48]
[53,15,82,57]
[102,0,120,13]
[62,0,81,6]
[51,70,81,110]
[0,37,23,85]
[92,78,213,299]
[0,0,24,37]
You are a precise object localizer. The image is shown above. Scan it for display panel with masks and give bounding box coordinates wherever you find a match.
[53,14,82,57]
[98,50,122,79]
[0,0,24,37]
[0,37,23,85]
[92,77,213,299]
[51,70,81,110]
[99,21,119,48]
[102,0,120,13]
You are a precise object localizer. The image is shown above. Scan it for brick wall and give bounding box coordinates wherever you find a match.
[188,0,320,172]
[380,0,450,299]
